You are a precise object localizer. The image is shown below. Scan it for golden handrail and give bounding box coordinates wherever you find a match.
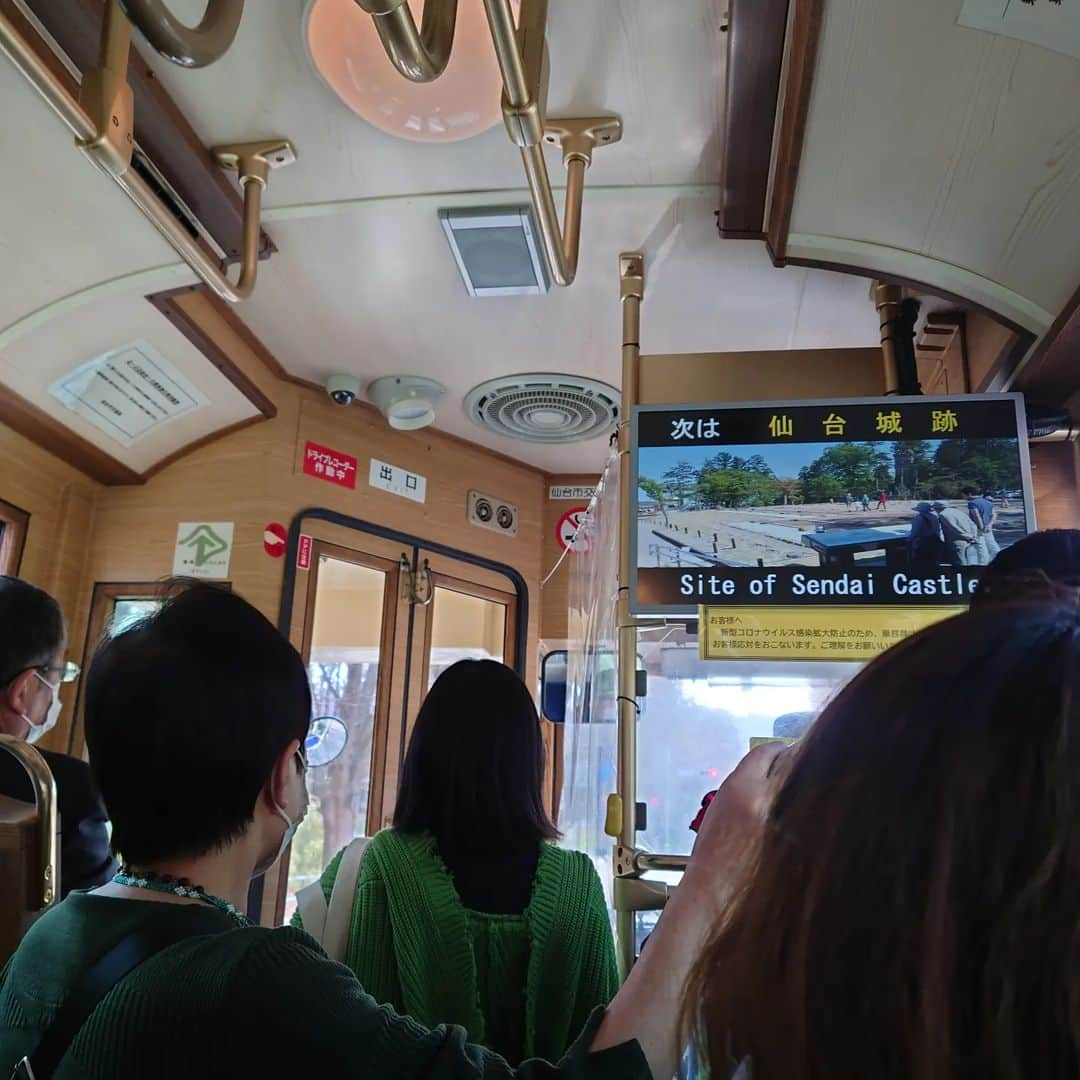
[0,3,292,303]
[0,735,57,909]
[355,0,621,287]
[117,0,244,69]
[354,0,457,83]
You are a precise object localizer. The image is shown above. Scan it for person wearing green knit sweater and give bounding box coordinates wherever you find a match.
[293,660,619,1063]
[0,582,784,1080]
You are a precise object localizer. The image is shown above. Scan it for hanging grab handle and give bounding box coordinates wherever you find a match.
[116,0,244,68]
[354,0,458,83]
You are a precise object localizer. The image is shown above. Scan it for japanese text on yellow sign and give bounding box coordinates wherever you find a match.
[699,605,963,661]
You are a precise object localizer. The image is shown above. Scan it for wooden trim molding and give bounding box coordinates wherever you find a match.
[19,0,274,263]
[765,0,825,263]
[146,288,278,418]
[1011,283,1080,409]
[0,385,143,486]
[717,0,790,236]
[0,498,30,575]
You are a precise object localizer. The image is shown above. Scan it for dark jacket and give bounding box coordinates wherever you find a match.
[0,745,116,896]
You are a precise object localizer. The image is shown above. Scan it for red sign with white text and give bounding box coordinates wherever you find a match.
[263,522,287,558]
[303,441,357,489]
[297,534,313,571]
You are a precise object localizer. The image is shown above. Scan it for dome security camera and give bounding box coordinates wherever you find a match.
[326,374,360,407]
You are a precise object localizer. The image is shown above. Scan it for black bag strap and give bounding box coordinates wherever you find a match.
[14,907,228,1080]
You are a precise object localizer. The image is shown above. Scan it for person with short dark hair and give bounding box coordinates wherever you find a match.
[1,582,775,1079]
[295,660,619,1063]
[0,575,115,896]
[683,598,1080,1078]
[970,527,1080,609]
[962,486,999,566]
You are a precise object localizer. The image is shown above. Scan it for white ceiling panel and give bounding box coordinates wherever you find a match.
[788,0,1080,329]
[241,193,880,473]
[0,292,259,473]
[0,56,181,334]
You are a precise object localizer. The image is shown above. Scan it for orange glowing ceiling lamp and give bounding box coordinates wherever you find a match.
[304,0,623,287]
[304,0,512,143]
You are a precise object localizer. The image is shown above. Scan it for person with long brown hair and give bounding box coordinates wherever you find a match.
[684,597,1080,1079]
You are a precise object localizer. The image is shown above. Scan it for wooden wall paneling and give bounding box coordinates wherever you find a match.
[1030,441,1080,531]
[966,311,1027,393]
[765,0,825,262]
[915,313,966,395]
[0,384,142,487]
[20,0,275,263]
[0,423,102,753]
[638,347,887,405]
[718,0,790,237]
[1013,283,1080,411]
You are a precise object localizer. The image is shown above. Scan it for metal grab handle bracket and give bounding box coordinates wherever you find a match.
[0,2,293,303]
[117,0,244,68]
[354,0,458,83]
[354,0,622,287]
[0,735,58,909]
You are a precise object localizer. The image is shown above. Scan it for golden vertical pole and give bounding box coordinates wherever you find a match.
[874,282,903,394]
[615,252,644,976]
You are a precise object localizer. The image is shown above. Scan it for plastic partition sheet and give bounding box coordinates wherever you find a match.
[558,450,621,903]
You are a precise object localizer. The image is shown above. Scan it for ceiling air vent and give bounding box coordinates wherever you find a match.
[439,207,549,296]
[464,375,619,444]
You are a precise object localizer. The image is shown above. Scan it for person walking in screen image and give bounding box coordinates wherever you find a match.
[682,598,1080,1079]
[907,502,944,570]
[963,486,1000,566]
[845,493,855,511]
[933,500,979,566]
[876,490,888,510]
[295,659,619,1063]
[860,493,871,511]
[0,576,116,897]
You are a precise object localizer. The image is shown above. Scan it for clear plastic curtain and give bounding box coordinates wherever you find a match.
[558,448,621,901]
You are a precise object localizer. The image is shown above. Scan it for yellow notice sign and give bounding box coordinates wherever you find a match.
[700,605,963,661]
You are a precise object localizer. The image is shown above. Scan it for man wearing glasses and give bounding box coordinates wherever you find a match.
[0,576,116,896]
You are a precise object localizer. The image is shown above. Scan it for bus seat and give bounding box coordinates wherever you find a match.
[0,736,58,965]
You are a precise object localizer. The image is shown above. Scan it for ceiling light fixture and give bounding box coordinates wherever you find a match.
[368,375,447,430]
[303,0,511,143]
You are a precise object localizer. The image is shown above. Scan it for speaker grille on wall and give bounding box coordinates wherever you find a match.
[468,491,518,536]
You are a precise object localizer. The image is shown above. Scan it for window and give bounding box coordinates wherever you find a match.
[0,498,29,575]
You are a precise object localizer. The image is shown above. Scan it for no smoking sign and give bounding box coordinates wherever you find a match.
[556,506,590,555]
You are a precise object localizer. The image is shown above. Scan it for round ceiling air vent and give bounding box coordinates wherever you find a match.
[464,375,619,444]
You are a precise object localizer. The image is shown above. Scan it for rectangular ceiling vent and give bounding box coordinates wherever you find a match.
[439,207,550,297]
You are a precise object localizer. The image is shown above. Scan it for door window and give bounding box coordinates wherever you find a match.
[286,554,394,920]
[426,585,508,689]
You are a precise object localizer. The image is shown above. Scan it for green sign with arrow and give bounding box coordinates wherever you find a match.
[173,522,234,579]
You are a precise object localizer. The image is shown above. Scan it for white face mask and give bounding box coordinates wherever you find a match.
[22,671,62,745]
[264,751,309,870]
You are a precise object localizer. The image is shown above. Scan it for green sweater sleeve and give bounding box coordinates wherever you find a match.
[233,928,647,1079]
[567,862,621,1044]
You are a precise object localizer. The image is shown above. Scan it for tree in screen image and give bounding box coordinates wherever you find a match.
[638,477,670,525]
[662,461,697,508]
[798,443,891,503]
[925,438,1022,498]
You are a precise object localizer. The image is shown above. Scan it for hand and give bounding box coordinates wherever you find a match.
[681,742,785,911]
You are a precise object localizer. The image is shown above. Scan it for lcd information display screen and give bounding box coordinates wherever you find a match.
[629,394,1035,615]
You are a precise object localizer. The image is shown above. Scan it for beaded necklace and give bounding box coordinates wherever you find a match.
[113,866,251,927]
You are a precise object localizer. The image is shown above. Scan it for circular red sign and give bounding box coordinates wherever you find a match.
[263,522,287,558]
[556,506,590,554]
